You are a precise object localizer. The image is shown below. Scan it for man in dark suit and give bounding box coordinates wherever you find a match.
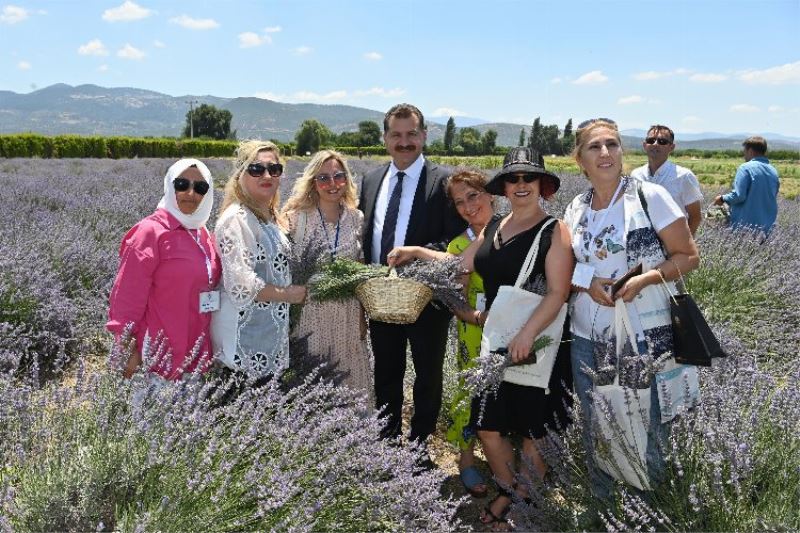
[359,103,465,450]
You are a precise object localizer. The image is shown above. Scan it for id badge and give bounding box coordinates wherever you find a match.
[475,293,486,312]
[199,290,220,313]
[571,262,595,289]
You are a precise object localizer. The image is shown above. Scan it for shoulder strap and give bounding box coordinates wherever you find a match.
[636,184,667,256]
[514,217,557,288]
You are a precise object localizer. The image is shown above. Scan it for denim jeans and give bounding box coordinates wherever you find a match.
[571,334,667,498]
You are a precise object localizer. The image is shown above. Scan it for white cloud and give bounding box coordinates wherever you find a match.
[292,46,312,55]
[433,107,466,117]
[255,90,348,103]
[17,60,30,70]
[153,39,165,48]
[354,87,406,98]
[97,64,109,72]
[117,43,145,60]
[768,105,784,113]
[738,60,800,85]
[632,68,690,81]
[238,32,270,48]
[301,90,347,102]
[170,14,219,30]
[618,95,643,105]
[689,73,728,83]
[264,26,281,33]
[254,92,283,101]
[550,77,563,84]
[363,51,382,61]
[102,1,152,22]
[78,38,109,56]
[730,104,760,113]
[682,115,702,124]
[572,70,608,85]
[1,5,28,24]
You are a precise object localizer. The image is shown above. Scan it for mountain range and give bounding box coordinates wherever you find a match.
[1,84,798,152]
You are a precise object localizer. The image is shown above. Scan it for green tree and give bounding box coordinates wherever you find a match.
[295,119,333,155]
[542,124,560,155]
[518,128,526,147]
[529,117,544,153]
[183,104,234,140]
[357,121,382,146]
[481,129,498,154]
[444,117,456,154]
[457,127,482,155]
[335,131,360,146]
[562,118,575,155]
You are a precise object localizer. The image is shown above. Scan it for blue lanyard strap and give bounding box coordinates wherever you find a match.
[317,207,341,260]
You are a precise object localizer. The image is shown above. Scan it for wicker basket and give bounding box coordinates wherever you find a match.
[355,270,432,324]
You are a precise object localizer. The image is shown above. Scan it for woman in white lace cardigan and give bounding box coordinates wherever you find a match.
[211,140,306,379]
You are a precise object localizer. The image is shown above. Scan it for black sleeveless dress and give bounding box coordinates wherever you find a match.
[471,215,573,438]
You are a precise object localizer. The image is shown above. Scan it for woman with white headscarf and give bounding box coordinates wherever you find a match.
[107,158,221,380]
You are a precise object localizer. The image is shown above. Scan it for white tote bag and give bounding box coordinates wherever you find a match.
[479,218,568,389]
[593,299,652,491]
[654,275,701,424]
[655,358,701,424]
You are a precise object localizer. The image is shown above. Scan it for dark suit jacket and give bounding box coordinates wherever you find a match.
[359,160,466,264]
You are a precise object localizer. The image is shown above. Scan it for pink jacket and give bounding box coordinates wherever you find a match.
[107,208,222,380]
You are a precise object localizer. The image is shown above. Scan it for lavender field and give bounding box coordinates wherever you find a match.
[1,157,799,531]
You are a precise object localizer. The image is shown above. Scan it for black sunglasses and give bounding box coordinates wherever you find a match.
[504,174,538,184]
[173,177,210,195]
[645,137,672,146]
[577,117,618,129]
[247,162,283,178]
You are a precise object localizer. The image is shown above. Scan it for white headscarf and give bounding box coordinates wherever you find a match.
[157,158,214,230]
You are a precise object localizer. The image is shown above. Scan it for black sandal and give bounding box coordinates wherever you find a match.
[479,486,513,531]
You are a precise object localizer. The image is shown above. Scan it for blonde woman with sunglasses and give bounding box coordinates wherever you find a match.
[281,149,372,402]
[211,141,306,383]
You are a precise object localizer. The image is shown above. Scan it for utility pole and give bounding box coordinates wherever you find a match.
[185,99,199,138]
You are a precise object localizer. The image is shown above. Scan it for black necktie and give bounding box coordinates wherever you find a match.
[379,171,405,265]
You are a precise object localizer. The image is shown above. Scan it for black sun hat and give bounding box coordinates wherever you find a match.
[485,146,561,196]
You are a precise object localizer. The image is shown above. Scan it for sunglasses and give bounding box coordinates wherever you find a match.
[173,177,210,195]
[315,171,348,187]
[645,137,672,146]
[247,162,283,178]
[577,117,618,129]
[504,174,538,184]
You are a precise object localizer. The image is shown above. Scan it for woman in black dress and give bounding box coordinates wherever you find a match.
[388,147,574,529]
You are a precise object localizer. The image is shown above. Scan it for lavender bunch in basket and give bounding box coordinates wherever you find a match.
[394,255,469,314]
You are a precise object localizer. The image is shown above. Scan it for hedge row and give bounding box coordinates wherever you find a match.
[0,134,287,159]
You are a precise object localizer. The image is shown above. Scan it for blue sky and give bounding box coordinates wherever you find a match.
[1,0,799,137]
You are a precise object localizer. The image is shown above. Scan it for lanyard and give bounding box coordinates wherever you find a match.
[317,207,341,260]
[186,227,214,289]
[585,179,625,255]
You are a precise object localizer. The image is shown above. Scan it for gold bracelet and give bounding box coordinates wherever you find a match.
[656,267,667,281]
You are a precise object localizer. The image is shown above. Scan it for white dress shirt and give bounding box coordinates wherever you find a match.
[631,160,704,217]
[371,154,424,264]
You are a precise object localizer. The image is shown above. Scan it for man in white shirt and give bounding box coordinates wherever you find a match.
[359,104,465,458]
[631,124,704,235]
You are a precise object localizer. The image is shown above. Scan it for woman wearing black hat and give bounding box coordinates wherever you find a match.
[388,147,574,529]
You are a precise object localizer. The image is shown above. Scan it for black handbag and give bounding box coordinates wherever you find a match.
[667,289,726,366]
[639,186,726,366]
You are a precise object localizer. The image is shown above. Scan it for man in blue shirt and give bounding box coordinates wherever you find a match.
[713,136,780,234]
